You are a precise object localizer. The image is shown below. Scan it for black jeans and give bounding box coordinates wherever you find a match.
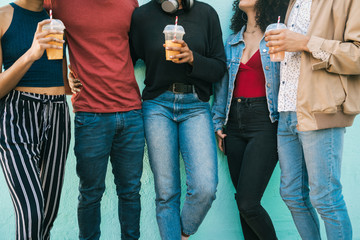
[225,97,278,240]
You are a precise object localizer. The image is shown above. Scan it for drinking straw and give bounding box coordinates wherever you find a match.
[173,16,178,40]
[277,16,280,29]
[50,9,53,20]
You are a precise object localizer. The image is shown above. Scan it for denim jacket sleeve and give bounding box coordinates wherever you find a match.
[212,70,229,132]
[211,32,243,132]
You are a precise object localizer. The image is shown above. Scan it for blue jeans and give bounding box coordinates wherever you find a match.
[74,110,144,240]
[142,91,218,240]
[278,112,352,240]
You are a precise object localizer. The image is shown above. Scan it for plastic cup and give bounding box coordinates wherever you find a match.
[265,23,287,62]
[163,24,185,61]
[42,19,65,60]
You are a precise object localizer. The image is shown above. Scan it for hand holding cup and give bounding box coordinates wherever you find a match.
[42,18,65,60]
[163,39,194,65]
[265,23,287,62]
[265,29,311,54]
[28,19,64,62]
[163,24,186,63]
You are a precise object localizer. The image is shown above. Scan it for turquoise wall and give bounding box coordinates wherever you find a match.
[1,0,360,239]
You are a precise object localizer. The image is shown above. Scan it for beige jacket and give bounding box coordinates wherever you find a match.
[285,0,360,131]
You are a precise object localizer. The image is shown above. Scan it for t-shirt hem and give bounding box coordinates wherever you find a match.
[73,105,142,113]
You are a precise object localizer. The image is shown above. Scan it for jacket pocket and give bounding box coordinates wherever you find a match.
[333,75,346,106]
[313,74,345,112]
[341,75,360,114]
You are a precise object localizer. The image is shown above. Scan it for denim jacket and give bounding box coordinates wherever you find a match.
[212,26,280,132]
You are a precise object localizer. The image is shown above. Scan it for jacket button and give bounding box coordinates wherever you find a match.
[267,83,271,87]
[263,49,267,53]
[238,99,242,103]
[265,66,270,70]
[269,100,273,104]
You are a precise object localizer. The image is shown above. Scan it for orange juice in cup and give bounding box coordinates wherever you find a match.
[165,40,182,61]
[163,24,185,61]
[42,19,65,60]
[266,23,287,62]
[269,46,285,62]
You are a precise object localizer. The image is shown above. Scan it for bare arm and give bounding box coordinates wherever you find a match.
[62,57,72,95]
[0,19,64,98]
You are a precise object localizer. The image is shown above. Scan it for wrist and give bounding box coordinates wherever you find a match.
[302,35,310,52]
[24,49,37,63]
[189,50,194,65]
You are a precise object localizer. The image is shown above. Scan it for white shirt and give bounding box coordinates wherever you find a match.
[278,0,330,112]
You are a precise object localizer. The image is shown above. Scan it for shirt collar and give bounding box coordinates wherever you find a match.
[228,26,266,46]
[228,26,246,46]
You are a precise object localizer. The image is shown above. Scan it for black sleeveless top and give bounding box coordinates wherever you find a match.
[1,2,63,87]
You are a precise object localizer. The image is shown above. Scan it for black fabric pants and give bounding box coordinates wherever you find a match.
[225,97,278,240]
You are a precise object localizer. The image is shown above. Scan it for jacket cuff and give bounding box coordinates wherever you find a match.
[308,36,330,70]
[213,123,223,133]
[187,52,206,79]
[307,36,325,53]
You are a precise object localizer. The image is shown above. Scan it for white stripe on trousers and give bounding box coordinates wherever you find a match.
[0,90,71,240]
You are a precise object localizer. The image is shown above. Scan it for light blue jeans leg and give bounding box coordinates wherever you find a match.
[278,112,321,240]
[179,103,218,235]
[278,112,352,240]
[143,96,182,240]
[299,125,352,240]
[143,91,218,240]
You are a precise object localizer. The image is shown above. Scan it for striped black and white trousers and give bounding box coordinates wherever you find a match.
[0,90,71,240]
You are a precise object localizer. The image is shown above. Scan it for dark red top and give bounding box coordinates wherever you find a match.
[52,0,142,113]
[233,50,266,98]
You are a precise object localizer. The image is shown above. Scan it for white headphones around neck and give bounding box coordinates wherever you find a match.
[157,0,194,14]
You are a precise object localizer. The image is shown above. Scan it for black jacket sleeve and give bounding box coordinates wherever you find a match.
[187,7,226,83]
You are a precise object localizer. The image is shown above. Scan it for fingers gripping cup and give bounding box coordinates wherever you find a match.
[163,24,185,61]
[42,19,65,60]
[265,23,287,62]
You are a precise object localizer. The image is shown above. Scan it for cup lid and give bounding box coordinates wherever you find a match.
[163,24,185,34]
[43,19,65,31]
[265,23,287,32]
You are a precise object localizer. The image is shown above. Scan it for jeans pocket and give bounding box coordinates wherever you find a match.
[251,103,269,115]
[193,92,204,102]
[75,112,98,128]
[131,109,143,116]
[126,109,144,128]
[228,104,237,120]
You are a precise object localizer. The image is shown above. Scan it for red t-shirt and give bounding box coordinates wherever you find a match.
[52,0,141,113]
[233,50,266,98]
